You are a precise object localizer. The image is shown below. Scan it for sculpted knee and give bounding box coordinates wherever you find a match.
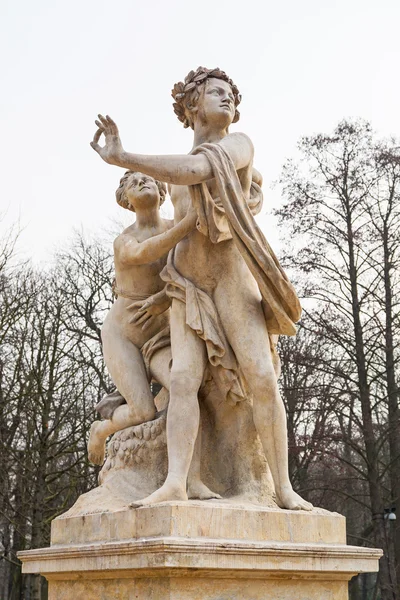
[170,367,202,396]
[129,404,156,424]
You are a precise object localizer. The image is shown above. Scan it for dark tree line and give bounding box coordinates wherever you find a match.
[0,232,114,600]
[0,119,399,600]
[277,119,400,600]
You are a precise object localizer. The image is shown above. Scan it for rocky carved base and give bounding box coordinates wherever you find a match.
[67,384,277,516]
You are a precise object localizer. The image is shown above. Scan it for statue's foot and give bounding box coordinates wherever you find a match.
[276,486,313,511]
[130,479,187,508]
[187,480,222,500]
[88,421,106,466]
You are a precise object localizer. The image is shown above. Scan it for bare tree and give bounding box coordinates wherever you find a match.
[0,233,114,599]
[277,119,400,599]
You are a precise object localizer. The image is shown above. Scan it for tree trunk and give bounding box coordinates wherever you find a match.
[29,430,48,600]
[346,209,395,600]
[382,221,400,595]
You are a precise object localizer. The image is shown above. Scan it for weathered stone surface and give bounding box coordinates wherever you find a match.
[67,384,276,516]
[19,503,382,600]
[86,67,313,512]
[51,502,346,546]
[18,67,382,600]
[45,577,351,600]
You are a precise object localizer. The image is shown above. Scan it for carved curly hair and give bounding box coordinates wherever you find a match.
[171,66,241,129]
[115,171,167,213]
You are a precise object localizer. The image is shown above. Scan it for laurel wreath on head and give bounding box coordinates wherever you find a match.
[171,66,241,129]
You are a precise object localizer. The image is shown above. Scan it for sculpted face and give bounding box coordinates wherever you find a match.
[196,78,235,129]
[124,173,160,212]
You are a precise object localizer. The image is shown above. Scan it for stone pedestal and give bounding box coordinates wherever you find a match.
[19,502,381,600]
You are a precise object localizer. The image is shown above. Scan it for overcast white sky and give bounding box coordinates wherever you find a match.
[1,0,400,264]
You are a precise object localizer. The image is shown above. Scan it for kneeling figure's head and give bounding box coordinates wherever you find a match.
[116,171,167,213]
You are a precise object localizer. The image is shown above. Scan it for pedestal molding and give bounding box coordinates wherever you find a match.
[20,536,382,561]
[19,535,382,581]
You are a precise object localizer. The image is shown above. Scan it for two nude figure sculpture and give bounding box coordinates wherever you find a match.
[88,66,312,511]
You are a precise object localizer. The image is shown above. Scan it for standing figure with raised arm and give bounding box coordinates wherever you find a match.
[91,67,312,511]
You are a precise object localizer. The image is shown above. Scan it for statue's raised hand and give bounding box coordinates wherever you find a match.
[90,114,124,166]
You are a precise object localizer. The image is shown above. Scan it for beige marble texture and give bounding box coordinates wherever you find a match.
[19,502,382,600]
[67,387,278,516]
[89,67,312,511]
[51,502,346,546]
[45,577,350,600]
[18,68,383,600]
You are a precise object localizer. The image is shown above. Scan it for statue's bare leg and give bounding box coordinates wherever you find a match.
[131,300,208,506]
[149,346,219,499]
[214,274,313,511]
[88,328,156,465]
[187,423,222,500]
[148,346,172,392]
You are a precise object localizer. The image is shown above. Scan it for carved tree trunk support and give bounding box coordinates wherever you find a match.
[19,503,381,600]
[58,382,276,516]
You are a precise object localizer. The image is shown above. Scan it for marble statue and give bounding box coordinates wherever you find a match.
[17,68,381,600]
[87,169,220,500]
[90,66,312,511]
[87,170,186,465]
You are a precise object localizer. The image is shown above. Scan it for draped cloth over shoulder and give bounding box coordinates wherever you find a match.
[190,142,302,336]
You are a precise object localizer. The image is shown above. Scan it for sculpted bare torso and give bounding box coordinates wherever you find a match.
[88,172,197,466]
[108,219,172,349]
[91,69,313,511]
[171,163,254,291]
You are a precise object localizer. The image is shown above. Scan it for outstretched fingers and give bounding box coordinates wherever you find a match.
[97,113,109,128]
[106,115,119,134]
[90,128,104,152]
[90,113,121,160]
[97,113,119,135]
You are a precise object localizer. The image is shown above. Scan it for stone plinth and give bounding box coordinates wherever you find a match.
[19,502,382,600]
